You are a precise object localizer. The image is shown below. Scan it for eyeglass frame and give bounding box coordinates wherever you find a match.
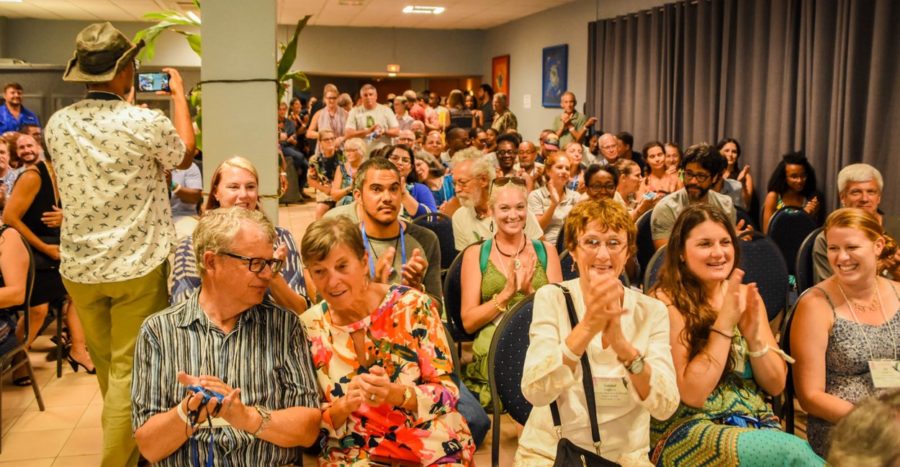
[577,237,627,254]
[219,251,284,274]
[683,169,713,183]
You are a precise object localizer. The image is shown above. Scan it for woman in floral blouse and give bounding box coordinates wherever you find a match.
[299,216,474,466]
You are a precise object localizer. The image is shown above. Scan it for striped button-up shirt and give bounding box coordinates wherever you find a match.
[131,292,320,466]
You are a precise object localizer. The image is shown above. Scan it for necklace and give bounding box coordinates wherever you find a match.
[837,279,899,361]
[495,235,526,270]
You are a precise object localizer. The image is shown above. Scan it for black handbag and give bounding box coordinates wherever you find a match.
[32,235,60,271]
[550,285,620,467]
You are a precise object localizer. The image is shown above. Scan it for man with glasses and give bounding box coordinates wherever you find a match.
[394,128,418,151]
[44,22,195,466]
[515,140,544,191]
[132,207,321,466]
[494,133,519,178]
[598,132,621,166]
[651,143,737,249]
[451,147,543,251]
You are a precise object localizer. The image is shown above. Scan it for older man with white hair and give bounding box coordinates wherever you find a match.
[450,147,542,251]
[812,163,900,282]
[132,207,321,466]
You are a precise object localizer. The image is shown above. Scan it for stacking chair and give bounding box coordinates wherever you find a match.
[635,211,655,276]
[735,207,758,232]
[0,234,45,452]
[412,212,456,271]
[643,245,667,291]
[488,294,535,467]
[767,207,819,276]
[559,250,578,281]
[554,231,567,257]
[795,227,824,295]
[739,232,791,322]
[774,289,815,434]
[441,244,480,353]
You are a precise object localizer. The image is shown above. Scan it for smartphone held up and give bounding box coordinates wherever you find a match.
[136,72,171,92]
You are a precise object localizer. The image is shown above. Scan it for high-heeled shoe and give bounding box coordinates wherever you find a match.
[66,353,96,374]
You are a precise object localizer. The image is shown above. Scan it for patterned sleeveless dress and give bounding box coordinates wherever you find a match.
[805,284,900,457]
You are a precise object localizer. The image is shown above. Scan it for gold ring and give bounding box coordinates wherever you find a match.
[369,394,377,402]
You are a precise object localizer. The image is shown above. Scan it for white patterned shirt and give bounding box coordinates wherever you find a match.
[44,94,185,283]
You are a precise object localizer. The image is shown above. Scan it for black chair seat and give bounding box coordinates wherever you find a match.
[635,211,655,275]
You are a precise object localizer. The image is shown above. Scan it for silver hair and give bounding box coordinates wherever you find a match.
[837,163,883,194]
[451,147,496,184]
[193,207,276,276]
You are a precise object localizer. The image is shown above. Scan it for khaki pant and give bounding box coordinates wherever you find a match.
[63,262,170,467]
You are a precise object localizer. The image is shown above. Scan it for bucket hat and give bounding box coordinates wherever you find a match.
[63,22,144,83]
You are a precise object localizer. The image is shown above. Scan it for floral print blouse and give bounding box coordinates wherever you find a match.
[300,285,475,466]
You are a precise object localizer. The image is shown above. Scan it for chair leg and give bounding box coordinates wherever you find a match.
[56,301,64,378]
[22,352,45,411]
[1,374,4,454]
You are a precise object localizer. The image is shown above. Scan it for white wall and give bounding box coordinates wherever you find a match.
[2,19,484,77]
[480,0,668,141]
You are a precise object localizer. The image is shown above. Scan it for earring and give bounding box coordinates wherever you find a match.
[570,259,576,273]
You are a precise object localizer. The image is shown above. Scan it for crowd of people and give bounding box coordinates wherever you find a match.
[0,21,897,467]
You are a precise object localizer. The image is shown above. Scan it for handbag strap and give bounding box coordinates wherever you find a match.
[549,284,603,450]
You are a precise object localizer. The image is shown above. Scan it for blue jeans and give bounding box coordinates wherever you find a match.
[455,377,490,448]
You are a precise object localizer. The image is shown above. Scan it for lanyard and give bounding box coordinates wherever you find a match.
[360,222,406,279]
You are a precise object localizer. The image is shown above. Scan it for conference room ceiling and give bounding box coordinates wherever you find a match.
[0,0,575,29]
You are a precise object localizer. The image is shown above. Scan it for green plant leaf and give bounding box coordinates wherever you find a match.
[282,70,310,91]
[276,15,310,80]
[192,0,201,11]
[178,32,202,56]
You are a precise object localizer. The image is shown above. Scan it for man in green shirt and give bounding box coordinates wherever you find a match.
[552,91,597,148]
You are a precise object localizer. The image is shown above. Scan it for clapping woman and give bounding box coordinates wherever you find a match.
[299,216,475,465]
[650,205,822,465]
[516,200,678,465]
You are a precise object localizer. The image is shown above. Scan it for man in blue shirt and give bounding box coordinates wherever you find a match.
[0,83,41,135]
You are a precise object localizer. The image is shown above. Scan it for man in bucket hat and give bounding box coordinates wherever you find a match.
[44,22,196,467]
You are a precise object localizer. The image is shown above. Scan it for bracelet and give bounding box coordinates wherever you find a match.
[748,344,797,363]
[492,294,508,313]
[249,405,272,438]
[561,342,582,362]
[175,399,191,426]
[710,327,734,339]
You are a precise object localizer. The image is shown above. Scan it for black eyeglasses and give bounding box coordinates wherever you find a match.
[491,176,526,188]
[220,251,284,274]
[684,170,711,183]
[496,149,516,156]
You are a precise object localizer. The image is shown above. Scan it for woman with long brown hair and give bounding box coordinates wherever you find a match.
[649,204,822,465]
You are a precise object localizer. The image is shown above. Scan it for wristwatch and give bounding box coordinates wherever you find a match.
[400,386,414,407]
[623,352,645,375]
[249,405,272,438]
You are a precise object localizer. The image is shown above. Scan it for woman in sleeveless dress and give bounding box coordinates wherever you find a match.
[459,179,562,407]
[650,205,822,465]
[792,208,900,457]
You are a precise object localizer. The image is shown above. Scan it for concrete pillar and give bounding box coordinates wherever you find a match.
[201,0,279,220]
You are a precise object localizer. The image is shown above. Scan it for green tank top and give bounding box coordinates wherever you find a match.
[479,238,550,307]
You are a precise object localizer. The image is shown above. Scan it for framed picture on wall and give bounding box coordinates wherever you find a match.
[542,44,568,108]
[492,55,510,96]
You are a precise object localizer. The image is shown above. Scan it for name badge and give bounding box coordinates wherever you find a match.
[197,417,232,429]
[593,376,630,407]
[868,360,900,388]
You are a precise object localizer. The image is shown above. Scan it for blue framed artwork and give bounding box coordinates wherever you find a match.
[542,44,568,108]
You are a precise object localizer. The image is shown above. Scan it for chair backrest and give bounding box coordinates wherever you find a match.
[442,321,462,379]
[767,207,818,275]
[643,245,667,291]
[555,230,567,257]
[488,294,535,426]
[635,211,655,274]
[739,232,790,321]
[559,250,578,281]
[412,212,456,270]
[775,288,815,434]
[795,227,824,294]
[441,244,479,343]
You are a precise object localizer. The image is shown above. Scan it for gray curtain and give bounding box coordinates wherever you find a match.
[586,0,900,212]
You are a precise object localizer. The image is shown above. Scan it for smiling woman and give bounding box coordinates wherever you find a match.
[791,208,900,457]
[298,216,476,466]
[649,204,822,465]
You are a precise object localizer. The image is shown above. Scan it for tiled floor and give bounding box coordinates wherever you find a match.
[0,199,521,465]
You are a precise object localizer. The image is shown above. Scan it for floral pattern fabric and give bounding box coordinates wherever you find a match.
[300,285,475,466]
